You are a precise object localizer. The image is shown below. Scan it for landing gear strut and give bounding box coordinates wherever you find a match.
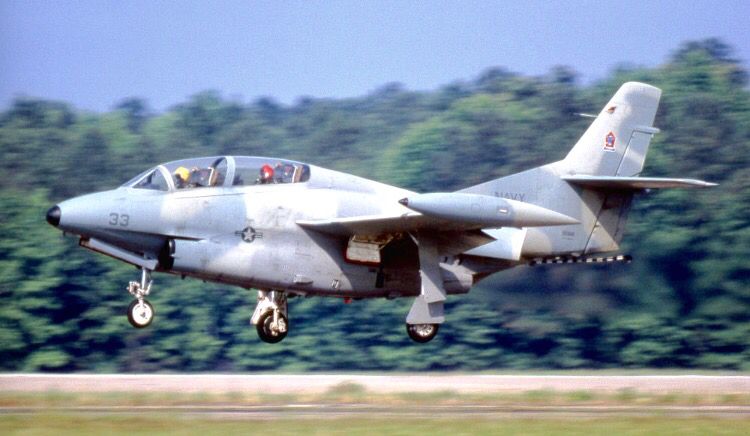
[251,290,288,343]
[405,233,445,343]
[126,268,154,328]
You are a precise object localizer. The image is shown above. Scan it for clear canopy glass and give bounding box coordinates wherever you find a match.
[123,156,310,191]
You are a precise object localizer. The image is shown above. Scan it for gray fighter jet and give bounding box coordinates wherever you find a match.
[45,82,715,343]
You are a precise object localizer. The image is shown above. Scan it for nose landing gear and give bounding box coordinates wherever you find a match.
[126,268,154,328]
[127,299,154,328]
[251,290,288,343]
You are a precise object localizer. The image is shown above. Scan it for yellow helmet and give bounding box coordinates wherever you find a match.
[174,166,190,182]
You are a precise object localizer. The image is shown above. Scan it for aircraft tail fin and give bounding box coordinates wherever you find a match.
[458,82,713,260]
[561,82,661,177]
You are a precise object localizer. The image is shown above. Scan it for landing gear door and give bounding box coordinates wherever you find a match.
[344,235,393,266]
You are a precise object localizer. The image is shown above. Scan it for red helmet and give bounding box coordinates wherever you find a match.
[260,164,274,180]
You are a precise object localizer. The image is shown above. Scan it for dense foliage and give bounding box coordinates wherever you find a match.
[1,39,748,371]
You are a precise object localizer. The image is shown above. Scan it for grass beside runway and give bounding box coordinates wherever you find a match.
[2,381,750,408]
[1,415,749,436]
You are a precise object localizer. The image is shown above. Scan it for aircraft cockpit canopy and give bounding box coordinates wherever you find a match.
[122,156,311,191]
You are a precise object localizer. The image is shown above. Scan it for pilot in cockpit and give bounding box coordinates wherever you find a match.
[276,162,295,183]
[259,164,274,184]
[173,166,190,189]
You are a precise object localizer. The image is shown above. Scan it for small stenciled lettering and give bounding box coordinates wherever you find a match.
[495,192,526,202]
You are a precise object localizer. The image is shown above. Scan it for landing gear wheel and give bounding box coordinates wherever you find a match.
[127,299,154,328]
[256,311,288,343]
[406,323,439,343]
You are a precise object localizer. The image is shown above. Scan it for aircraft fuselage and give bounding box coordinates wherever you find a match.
[55,165,482,300]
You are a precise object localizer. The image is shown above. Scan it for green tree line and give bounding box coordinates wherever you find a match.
[1,38,748,371]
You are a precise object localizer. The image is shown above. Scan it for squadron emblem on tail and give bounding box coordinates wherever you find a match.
[604,131,616,152]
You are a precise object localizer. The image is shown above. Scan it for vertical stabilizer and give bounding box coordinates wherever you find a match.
[460,82,664,258]
[561,82,661,176]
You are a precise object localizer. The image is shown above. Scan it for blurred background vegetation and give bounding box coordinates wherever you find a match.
[1,39,748,372]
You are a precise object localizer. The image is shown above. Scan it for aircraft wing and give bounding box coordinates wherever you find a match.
[562,175,717,189]
[296,212,496,255]
[296,212,459,236]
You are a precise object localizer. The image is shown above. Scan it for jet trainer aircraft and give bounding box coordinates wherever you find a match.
[46,82,715,343]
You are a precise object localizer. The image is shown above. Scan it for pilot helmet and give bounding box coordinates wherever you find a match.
[174,166,190,182]
[260,164,274,180]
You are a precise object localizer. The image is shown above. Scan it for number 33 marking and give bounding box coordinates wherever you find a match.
[109,213,129,227]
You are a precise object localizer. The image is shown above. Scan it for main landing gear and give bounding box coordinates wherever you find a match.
[126,268,154,328]
[404,233,445,344]
[406,323,440,343]
[251,290,288,343]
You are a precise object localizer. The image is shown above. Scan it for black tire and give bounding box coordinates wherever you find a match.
[406,323,439,343]
[127,299,154,328]
[256,311,288,343]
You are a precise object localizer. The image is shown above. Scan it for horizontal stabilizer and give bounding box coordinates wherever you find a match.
[562,175,717,190]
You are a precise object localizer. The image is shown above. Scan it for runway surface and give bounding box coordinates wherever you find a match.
[3,404,750,419]
[2,374,750,421]
[3,373,750,395]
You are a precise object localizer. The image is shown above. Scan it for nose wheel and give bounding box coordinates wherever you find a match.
[126,268,154,328]
[127,299,154,328]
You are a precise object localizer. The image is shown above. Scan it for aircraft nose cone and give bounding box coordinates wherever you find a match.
[46,205,61,227]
